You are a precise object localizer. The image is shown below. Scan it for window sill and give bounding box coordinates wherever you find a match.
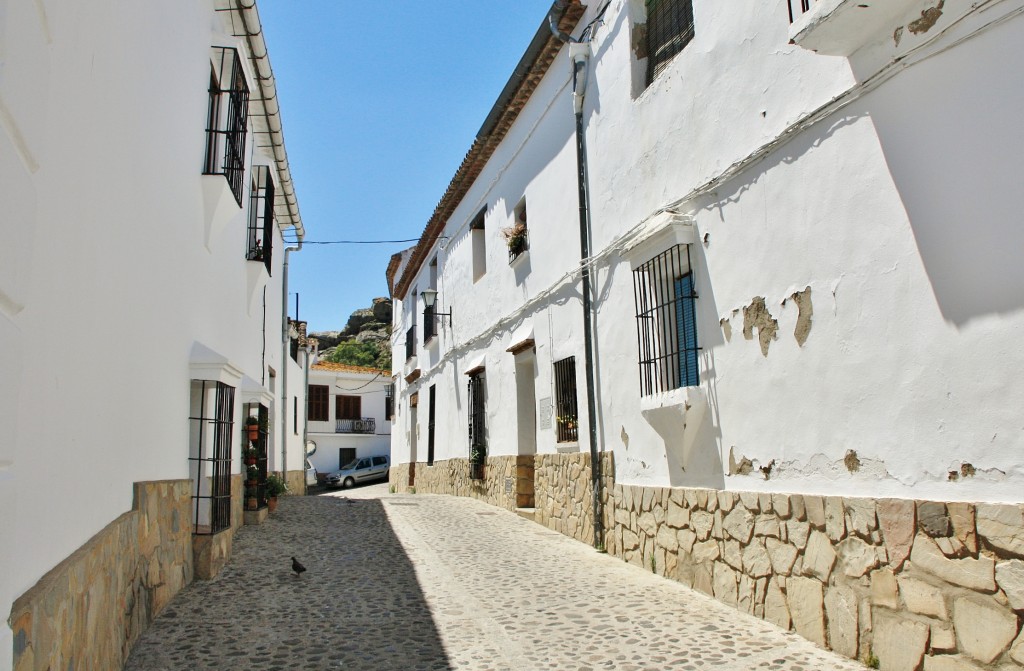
[640,385,708,469]
[555,443,580,453]
[623,212,696,270]
[509,249,529,266]
[789,0,921,56]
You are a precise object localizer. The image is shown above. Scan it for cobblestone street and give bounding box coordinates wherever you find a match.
[125,485,865,670]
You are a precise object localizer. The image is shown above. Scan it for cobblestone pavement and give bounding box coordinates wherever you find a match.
[125,484,866,670]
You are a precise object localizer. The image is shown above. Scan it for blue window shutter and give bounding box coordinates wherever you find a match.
[675,274,699,387]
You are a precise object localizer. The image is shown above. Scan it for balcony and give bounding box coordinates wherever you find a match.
[336,418,376,434]
[788,0,924,56]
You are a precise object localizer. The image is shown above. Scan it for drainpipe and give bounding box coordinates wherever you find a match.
[281,242,300,478]
[550,6,605,551]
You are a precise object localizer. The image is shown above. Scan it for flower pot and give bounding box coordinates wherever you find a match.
[244,456,257,466]
[246,425,259,441]
[267,496,278,513]
[245,497,257,511]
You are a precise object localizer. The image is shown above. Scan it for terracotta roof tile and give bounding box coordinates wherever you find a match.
[311,361,390,376]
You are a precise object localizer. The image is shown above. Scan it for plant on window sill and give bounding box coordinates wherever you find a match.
[502,222,528,258]
[556,415,577,432]
[247,240,264,261]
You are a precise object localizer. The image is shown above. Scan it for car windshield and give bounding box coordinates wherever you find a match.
[341,459,359,470]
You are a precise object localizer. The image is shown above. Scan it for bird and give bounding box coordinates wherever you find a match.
[291,556,306,576]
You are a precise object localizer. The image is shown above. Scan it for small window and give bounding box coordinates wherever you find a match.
[427,384,437,466]
[468,372,486,476]
[307,384,329,421]
[337,395,361,420]
[203,47,250,205]
[553,357,579,443]
[471,208,487,281]
[247,165,274,273]
[424,259,438,343]
[506,198,529,264]
[646,0,695,85]
[632,243,700,395]
[293,396,298,434]
[385,383,395,421]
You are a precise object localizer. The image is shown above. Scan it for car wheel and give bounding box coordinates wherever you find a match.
[343,477,355,489]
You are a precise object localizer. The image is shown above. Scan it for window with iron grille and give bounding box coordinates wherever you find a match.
[427,384,436,466]
[307,384,329,421]
[646,0,695,85]
[423,303,437,343]
[203,47,249,205]
[385,382,395,421]
[553,357,579,443]
[188,380,234,534]
[247,165,274,273]
[632,243,700,396]
[467,372,486,477]
[405,325,416,361]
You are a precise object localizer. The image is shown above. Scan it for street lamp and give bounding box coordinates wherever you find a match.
[420,289,453,327]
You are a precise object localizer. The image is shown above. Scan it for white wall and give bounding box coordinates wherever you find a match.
[390,0,1024,504]
[0,0,305,661]
[306,366,392,476]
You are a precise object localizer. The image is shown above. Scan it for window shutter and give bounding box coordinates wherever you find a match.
[675,274,699,387]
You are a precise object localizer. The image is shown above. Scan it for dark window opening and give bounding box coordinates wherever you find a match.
[632,243,700,396]
[385,383,395,421]
[307,384,329,421]
[468,372,486,479]
[338,447,356,469]
[553,357,579,443]
[646,0,695,85]
[507,198,529,263]
[471,208,487,281]
[203,47,249,205]
[293,396,298,434]
[335,395,373,434]
[247,165,275,273]
[189,380,235,534]
[405,325,416,361]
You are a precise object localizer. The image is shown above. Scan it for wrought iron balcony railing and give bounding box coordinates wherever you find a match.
[336,418,376,434]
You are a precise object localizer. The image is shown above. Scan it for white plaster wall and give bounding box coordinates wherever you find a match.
[0,0,304,656]
[391,0,1024,504]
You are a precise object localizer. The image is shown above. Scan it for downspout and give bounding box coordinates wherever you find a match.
[550,5,605,551]
[281,242,300,478]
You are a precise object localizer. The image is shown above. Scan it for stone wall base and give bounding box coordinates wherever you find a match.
[243,508,268,526]
[192,527,234,581]
[8,480,193,671]
[284,469,306,496]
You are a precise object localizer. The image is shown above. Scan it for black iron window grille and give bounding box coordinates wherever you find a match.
[247,165,274,273]
[335,418,376,434]
[405,325,416,361]
[646,0,695,85]
[427,384,436,466]
[243,403,269,510]
[467,372,486,479]
[788,0,814,23]
[553,357,579,443]
[188,380,235,534]
[203,47,249,205]
[423,304,437,343]
[385,383,395,420]
[632,243,700,396]
[307,384,328,422]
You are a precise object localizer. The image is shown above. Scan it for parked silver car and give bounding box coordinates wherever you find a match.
[325,455,390,488]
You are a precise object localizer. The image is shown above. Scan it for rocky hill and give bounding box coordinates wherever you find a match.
[311,297,392,369]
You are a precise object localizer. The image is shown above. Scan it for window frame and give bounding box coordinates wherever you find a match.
[203,47,250,205]
[645,0,696,86]
[553,357,579,443]
[307,384,329,422]
[247,165,275,274]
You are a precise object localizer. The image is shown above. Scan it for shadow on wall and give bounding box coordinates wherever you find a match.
[857,18,1024,326]
[124,496,452,670]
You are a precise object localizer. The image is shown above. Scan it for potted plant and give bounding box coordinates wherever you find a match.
[245,464,259,486]
[502,222,527,256]
[265,473,289,512]
[243,445,258,465]
[469,447,485,481]
[244,416,260,441]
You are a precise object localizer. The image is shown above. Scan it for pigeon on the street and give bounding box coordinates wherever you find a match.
[291,556,306,576]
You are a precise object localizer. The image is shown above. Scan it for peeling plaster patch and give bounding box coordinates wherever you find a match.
[844,450,861,473]
[742,297,778,357]
[721,318,732,342]
[960,463,976,478]
[760,460,775,480]
[791,287,813,347]
[893,25,904,46]
[729,447,754,476]
[948,470,959,482]
[703,232,710,248]
[621,426,630,450]
[632,22,648,59]
[908,0,944,34]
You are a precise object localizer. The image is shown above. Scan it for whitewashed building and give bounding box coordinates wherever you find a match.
[389,0,1024,666]
[306,360,393,480]
[0,1,309,669]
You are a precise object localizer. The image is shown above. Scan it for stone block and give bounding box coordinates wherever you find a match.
[691,510,714,541]
[738,574,756,614]
[754,514,781,538]
[873,612,929,671]
[805,495,825,528]
[657,524,679,552]
[724,539,744,571]
[930,622,957,653]
[1010,629,1024,666]
[743,538,773,578]
[766,576,792,629]
[976,504,1024,559]
[766,537,798,575]
[712,509,724,539]
[845,498,878,537]
[825,497,847,542]
[637,511,657,537]
[677,528,697,554]
[953,594,1018,664]
[717,490,735,512]
[707,490,719,512]
[665,500,690,529]
[739,491,760,512]
[995,559,1024,611]
[910,534,996,592]
[790,494,806,521]
[788,576,826,646]
[772,493,792,519]
[714,562,739,606]
[838,536,880,578]
[723,506,755,544]
[898,575,949,619]
[692,539,721,563]
[919,501,953,538]
[803,530,837,582]
[922,655,987,671]
[879,498,917,570]
[824,584,859,659]
[622,528,640,551]
[694,561,714,596]
[946,502,978,554]
[788,519,811,550]
[759,492,774,512]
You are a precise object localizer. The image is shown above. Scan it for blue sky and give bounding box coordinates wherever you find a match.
[259,1,558,333]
